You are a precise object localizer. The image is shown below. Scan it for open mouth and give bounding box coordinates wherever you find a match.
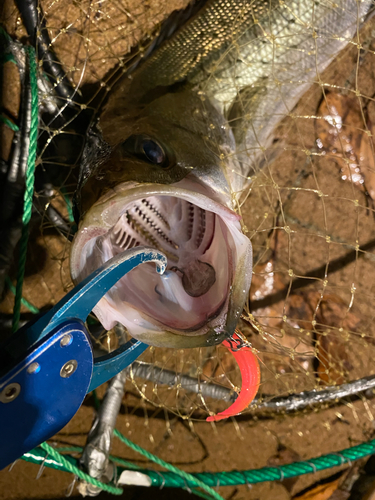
[70,180,252,347]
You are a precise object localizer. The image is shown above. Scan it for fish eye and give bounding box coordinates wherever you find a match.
[141,139,165,165]
[120,135,170,168]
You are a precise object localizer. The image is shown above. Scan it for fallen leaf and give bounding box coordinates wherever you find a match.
[250,265,360,384]
[315,92,375,201]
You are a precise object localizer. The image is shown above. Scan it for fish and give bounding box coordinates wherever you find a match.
[70,0,372,349]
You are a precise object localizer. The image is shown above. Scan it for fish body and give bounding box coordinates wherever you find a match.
[70,0,372,348]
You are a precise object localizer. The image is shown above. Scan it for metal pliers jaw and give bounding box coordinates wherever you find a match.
[0,247,166,469]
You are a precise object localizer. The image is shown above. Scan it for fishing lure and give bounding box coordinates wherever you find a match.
[207,331,260,422]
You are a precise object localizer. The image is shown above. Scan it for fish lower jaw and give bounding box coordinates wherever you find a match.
[71,185,252,347]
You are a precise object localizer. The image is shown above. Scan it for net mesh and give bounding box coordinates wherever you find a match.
[2,0,375,498]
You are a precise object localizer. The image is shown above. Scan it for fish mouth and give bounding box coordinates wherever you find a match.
[70,177,252,348]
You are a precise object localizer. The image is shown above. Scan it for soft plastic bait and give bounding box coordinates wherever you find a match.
[206,331,260,422]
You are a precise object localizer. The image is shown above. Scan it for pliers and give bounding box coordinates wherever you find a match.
[0,247,166,469]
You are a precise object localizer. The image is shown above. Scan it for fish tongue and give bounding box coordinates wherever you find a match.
[179,260,216,297]
[157,260,216,304]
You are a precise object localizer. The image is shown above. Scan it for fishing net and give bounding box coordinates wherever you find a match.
[2,0,375,499]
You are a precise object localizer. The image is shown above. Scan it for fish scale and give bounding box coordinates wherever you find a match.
[103,0,370,189]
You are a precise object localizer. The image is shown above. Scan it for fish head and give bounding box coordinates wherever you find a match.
[70,88,252,348]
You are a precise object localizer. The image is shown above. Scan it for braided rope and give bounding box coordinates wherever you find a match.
[114,429,225,500]
[5,276,39,314]
[40,443,123,495]
[22,437,375,491]
[144,438,375,489]
[12,46,39,333]
[0,114,19,131]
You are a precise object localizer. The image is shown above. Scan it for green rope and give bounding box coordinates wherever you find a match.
[0,25,12,41]
[191,489,222,500]
[60,188,75,223]
[23,446,80,472]
[11,45,39,333]
[22,437,375,492]
[40,443,123,495]
[5,276,40,314]
[0,114,19,131]
[1,52,17,64]
[55,446,83,453]
[114,429,225,500]
[0,26,17,64]
[143,438,375,489]
[109,456,142,471]
[24,446,142,473]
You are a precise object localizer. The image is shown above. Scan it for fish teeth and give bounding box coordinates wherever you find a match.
[141,199,170,229]
[187,203,194,241]
[110,197,215,265]
[196,208,206,248]
[132,204,178,249]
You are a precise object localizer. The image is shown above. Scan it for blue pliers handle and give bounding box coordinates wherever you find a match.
[0,247,166,469]
[24,246,166,390]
